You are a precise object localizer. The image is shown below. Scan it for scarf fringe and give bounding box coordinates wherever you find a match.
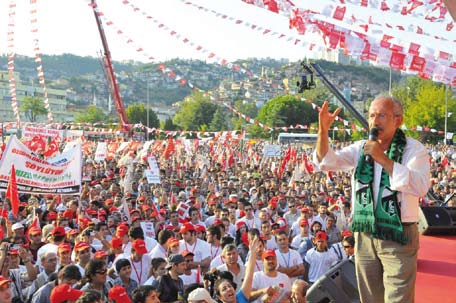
[351,221,376,234]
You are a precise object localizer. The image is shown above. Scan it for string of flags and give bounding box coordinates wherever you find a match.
[241,0,455,85]
[30,0,53,122]
[7,0,20,126]
[115,0,256,77]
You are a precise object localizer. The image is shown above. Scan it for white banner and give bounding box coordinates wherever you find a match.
[0,136,82,195]
[140,221,155,238]
[263,144,281,157]
[22,126,63,141]
[144,169,160,184]
[94,142,107,162]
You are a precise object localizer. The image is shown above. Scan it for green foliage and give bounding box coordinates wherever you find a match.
[161,117,179,131]
[173,91,219,130]
[20,96,48,122]
[209,108,229,131]
[232,100,259,130]
[125,103,159,128]
[390,76,455,143]
[75,105,108,123]
[258,95,318,127]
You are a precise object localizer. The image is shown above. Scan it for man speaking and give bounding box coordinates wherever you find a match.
[314,96,431,303]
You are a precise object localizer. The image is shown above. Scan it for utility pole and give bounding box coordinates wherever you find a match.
[444,85,448,145]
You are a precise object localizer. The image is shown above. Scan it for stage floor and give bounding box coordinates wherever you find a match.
[416,234,456,303]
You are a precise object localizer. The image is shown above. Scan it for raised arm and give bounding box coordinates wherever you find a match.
[316,101,341,162]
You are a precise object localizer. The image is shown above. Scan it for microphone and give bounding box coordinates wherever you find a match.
[365,127,379,163]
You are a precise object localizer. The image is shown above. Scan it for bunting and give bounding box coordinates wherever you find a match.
[29,0,53,122]
[7,0,20,126]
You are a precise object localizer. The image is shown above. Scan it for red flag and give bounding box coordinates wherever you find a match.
[163,136,175,160]
[6,164,19,217]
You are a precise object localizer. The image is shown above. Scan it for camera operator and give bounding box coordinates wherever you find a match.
[0,241,37,303]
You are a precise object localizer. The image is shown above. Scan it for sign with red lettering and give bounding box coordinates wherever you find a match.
[0,136,82,195]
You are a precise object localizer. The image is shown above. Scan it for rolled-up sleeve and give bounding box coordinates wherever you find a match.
[390,138,431,197]
[312,141,363,172]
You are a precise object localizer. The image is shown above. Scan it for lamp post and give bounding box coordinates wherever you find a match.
[444,84,448,145]
[146,80,150,128]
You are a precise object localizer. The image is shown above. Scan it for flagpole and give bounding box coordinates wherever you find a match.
[444,84,448,145]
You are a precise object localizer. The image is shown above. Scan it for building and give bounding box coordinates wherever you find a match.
[0,70,71,123]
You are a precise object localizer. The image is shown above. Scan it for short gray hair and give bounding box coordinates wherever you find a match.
[372,95,403,116]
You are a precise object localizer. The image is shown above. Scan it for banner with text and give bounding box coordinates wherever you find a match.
[0,136,82,195]
[22,126,64,141]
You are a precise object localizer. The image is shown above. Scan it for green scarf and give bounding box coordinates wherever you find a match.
[352,128,408,245]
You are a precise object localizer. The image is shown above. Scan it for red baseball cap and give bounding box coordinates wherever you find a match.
[341,230,353,238]
[52,226,66,237]
[116,225,129,237]
[0,276,11,287]
[94,250,108,259]
[110,237,123,249]
[50,284,83,303]
[194,224,206,233]
[29,226,42,235]
[236,221,246,231]
[181,249,194,257]
[74,242,90,252]
[262,249,276,259]
[58,243,72,253]
[179,222,195,234]
[47,212,58,221]
[132,239,147,254]
[108,285,131,303]
[299,219,309,227]
[167,237,180,247]
[315,231,328,241]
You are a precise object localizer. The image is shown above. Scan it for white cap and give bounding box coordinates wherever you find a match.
[188,288,215,303]
[12,223,24,230]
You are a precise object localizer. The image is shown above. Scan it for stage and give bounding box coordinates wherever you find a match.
[416,234,456,303]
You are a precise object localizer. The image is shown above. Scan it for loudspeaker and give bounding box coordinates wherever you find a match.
[306,259,359,303]
[418,206,456,235]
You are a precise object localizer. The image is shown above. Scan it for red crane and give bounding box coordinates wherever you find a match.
[91,0,128,128]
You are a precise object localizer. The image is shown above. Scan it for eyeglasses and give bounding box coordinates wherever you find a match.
[289,205,296,207]
[343,245,352,249]
[95,269,107,275]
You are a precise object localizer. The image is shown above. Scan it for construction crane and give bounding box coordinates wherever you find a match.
[91,0,128,128]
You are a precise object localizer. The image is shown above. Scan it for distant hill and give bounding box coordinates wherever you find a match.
[0,54,401,107]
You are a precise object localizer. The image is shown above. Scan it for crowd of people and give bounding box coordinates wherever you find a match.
[0,103,454,303]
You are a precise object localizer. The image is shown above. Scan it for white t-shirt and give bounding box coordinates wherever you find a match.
[148,244,168,260]
[305,248,339,282]
[129,254,151,284]
[252,271,292,303]
[179,239,210,263]
[275,248,303,281]
[180,270,202,287]
[217,264,246,291]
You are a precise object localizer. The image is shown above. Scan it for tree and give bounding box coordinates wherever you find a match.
[75,105,108,123]
[161,117,178,131]
[392,77,455,142]
[125,103,159,128]
[258,95,318,128]
[173,91,219,130]
[209,108,229,131]
[21,96,48,122]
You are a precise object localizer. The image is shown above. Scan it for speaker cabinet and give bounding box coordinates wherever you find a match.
[306,259,359,303]
[418,206,456,235]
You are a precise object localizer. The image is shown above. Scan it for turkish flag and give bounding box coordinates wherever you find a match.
[163,136,175,160]
[6,164,20,218]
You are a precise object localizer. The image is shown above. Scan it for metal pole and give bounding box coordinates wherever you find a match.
[444,85,448,145]
[307,63,369,129]
[146,81,150,127]
[389,68,392,96]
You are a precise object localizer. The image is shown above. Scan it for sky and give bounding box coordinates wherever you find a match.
[0,0,453,64]
[0,0,317,63]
